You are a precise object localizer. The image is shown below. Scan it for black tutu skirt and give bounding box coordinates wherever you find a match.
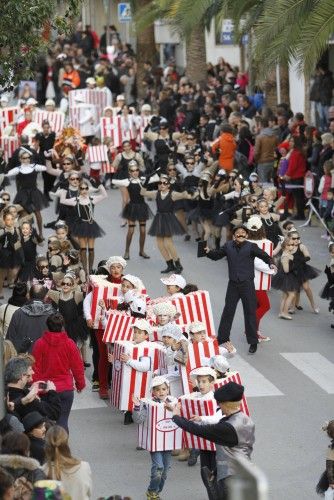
[188,206,213,223]
[295,264,321,286]
[18,261,35,282]
[148,212,185,237]
[70,220,105,239]
[122,202,153,222]
[65,317,89,343]
[113,166,128,180]
[14,188,49,213]
[271,270,300,292]
[0,247,24,269]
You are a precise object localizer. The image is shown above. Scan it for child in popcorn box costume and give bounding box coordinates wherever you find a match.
[83,255,126,398]
[160,323,188,396]
[133,376,177,500]
[151,301,179,342]
[115,318,153,425]
[171,382,255,500]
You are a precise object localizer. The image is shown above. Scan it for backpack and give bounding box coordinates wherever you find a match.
[246,139,255,166]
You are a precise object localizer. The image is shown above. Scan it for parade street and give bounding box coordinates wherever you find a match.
[52,187,334,500]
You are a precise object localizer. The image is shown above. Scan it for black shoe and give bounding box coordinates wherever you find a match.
[248,344,258,354]
[83,362,91,368]
[124,411,133,425]
[43,221,56,229]
[174,259,183,274]
[184,234,191,241]
[187,448,200,466]
[139,252,150,259]
[161,259,175,274]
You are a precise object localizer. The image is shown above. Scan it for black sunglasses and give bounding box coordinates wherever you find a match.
[291,237,300,240]
[21,156,30,160]
[187,137,194,140]
[168,168,176,171]
[1,198,10,201]
[186,162,194,165]
[69,177,79,181]
[80,187,89,191]
[158,181,169,185]
[39,264,49,269]
[130,168,139,172]
[61,281,72,286]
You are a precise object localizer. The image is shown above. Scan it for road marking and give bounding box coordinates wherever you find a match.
[72,378,108,410]
[281,353,334,394]
[232,355,284,397]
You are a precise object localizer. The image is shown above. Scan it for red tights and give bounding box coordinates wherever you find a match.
[255,290,271,329]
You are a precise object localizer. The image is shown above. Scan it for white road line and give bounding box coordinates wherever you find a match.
[281,353,334,394]
[232,355,284,397]
[72,378,108,410]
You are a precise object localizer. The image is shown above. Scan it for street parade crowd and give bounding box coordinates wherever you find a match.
[0,21,333,500]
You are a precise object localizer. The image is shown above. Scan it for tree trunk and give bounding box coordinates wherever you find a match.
[136,0,156,101]
[263,64,290,112]
[185,25,207,84]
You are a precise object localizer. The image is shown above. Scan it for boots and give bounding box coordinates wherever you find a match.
[174,259,183,274]
[124,410,133,425]
[161,259,175,274]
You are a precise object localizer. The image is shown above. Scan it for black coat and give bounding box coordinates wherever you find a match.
[6,385,61,421]
[28,436,46,464]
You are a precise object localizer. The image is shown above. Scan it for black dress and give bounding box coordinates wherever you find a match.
[271,257,300,292]
[70,198,105,239]
[54,294,89,343]
[122,181,153,221]
[0,228,24,269]
[13,168,48,213]
[60,187,78,225]
[292,245,320,285]
[18,233,37,281]
[148,191,185,237]
[113,154,134,180]
[319,265,334,299]
[261,216,282,248]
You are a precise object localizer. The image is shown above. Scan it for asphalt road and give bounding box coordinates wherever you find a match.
[3,180,334,500]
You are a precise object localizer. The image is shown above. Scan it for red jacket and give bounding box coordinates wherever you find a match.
[32,331,85,392]
[286,149,307,179]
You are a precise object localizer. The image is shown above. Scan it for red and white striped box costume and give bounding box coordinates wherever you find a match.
[87,145,109,163]
[0,107,19,135]
[100,115,137,148]
[214,371,250,416]
[111,341,167,411]
[179,394,217,451]
[102,311,136,343]
[180,340,220,394]
[89,276,121,328]
[69,88,111,119]
[147,290,216,340]
[34,110,65,134]
[252,239,273,290]
[137,400,183,452]
[136,115,151,144]
[0,136,19,162]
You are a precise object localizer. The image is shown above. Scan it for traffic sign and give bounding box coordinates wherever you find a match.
[118,3,132,23]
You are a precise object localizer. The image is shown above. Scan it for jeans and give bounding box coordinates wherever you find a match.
[257,162,274,183]
[148,451,172,493]
[316,102,329,131]
[57,390,74,433]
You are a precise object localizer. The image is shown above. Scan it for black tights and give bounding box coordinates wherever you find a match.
[125,222,147,254]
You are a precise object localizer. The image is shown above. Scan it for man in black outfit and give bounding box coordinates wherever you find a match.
[206,225,276,354]
[171,382,255,500]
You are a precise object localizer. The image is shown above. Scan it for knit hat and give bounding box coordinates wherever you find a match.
[190,366,216,381]
[141,104,152,112]
[116,94,125,101]
[160,274,186,290]
[122,274,144,291]
[22,411,45,433]
[153,302,177,317]
[86,77,96,86]
[27,97,38,106]
[105,256,127,269]
[246,215,263,231]
[210,355,230,373]
[150,375,170,390]
[214,381,244,403]
[45,99,55,107]
[130,318,152,335]
[188,321,206,334]
[160,323,183,341]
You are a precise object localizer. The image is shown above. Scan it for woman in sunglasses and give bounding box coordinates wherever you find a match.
[4,149,48,241]
[141,174,196,273]
[60,180,107,274]
[167,159,190,240]
[111,159,151,260]
[32,256,54,289]
[112,140,144,227]
[287,230,320,313]
[47,273,89,365]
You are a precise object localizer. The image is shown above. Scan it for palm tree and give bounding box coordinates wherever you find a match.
[254,0,334,76]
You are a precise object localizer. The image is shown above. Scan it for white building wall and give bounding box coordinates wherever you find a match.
[289,60,306,114]
[205,23,241,68]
